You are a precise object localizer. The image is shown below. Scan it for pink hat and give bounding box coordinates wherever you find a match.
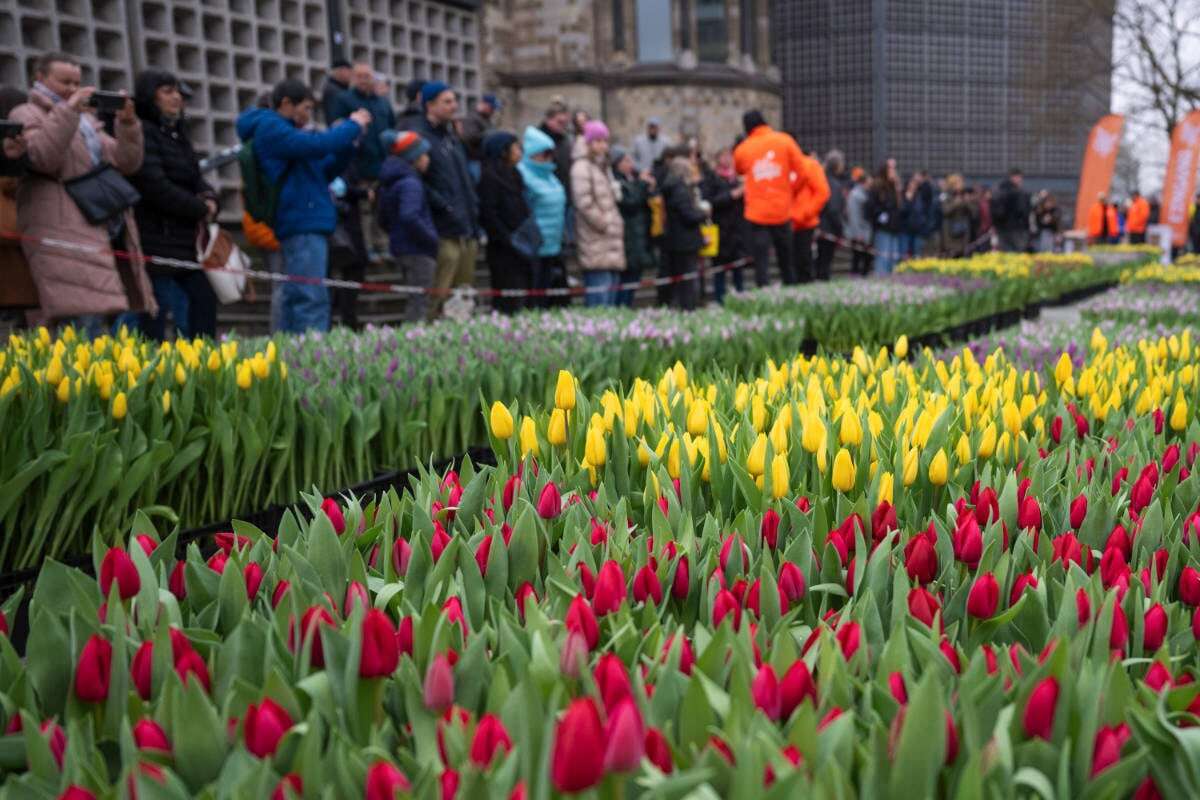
[583,120,610,143]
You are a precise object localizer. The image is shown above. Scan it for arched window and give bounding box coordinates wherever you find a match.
[637,0,673,62]
[697,0,728,63]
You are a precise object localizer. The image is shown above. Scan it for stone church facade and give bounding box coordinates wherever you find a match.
[482,0,782,152]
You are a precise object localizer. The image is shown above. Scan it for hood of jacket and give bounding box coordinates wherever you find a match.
[236,107,275,142]
[523,125,555,160]
[379,155,419,188]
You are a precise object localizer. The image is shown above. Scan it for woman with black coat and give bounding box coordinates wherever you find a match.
[131,69,219,339]
[700,147,746,302]
[865,160,903,275]
[478,131,536,314]
[660,156,708,310]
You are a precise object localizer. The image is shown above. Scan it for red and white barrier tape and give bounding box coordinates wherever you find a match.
[0,229,751,299]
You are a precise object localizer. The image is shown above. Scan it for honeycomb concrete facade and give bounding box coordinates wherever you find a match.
[0,0,483,209]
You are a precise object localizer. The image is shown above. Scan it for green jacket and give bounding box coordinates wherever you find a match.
[616,174,655,270]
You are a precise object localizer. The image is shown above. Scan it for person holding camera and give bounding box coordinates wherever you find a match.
[130,69,219,340]
[9,52,154,332]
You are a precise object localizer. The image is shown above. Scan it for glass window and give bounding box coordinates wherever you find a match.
[637,0,673,62]
[613,0,626,52]
[741,0,757,61]
[697,0,727,63]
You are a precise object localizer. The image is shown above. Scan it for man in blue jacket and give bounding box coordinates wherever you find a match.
[411,81,480,318]
[236,79,370,333]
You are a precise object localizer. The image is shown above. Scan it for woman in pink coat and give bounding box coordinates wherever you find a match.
[10,52,155,329]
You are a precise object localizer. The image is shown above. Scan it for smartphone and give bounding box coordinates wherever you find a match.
[0,120,22,139]
[89,91,127,113]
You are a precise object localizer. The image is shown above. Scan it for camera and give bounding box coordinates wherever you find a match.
[88,91,127,113]
[0,120,23,139]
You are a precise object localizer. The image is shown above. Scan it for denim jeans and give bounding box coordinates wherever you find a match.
[279,233,330,333]
[583,270,620,307]
[712,259,744,304]
[873,231,902,275]
[146,272,217,340]
[901,234,925,260]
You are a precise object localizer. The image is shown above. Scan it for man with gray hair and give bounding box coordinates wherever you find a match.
[632,116,671,172]
[815,148,847,280]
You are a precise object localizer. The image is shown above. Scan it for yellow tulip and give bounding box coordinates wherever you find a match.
[894,334,908,359]
[1171,390,1188,432]
[1054,352,1073,386]
[490,401,514,439]
[236,363,252,390]
[928,448,949,486]
[751,394,767,432]
[586,425,607,467]
[801,413,825,454]
[280,362,288,380]
[162,390,171,414]
[770,452,789,500]
[687,398,709,437]
[554,370,576,411]
[207,350,221,371]
[877,471,894,506]
[548,408,568,445]
[1090,326,1108,354]
[637,438,652,467]
[519,416,540,457]
[831,447,856,493]
[112,391,127,420]
[839,409,863,446]
[977,422,997,459]
[266,341,277,363]
[667,437,681,479]
[55,376,70,403]
[747,433,768,476]
[46,356,64,386]
[252,354,269,380]
[175,362,187,385]
[955,433,971,464]
[902,447,919,486]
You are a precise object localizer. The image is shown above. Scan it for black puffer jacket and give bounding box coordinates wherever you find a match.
[661,165,706,254]
[412,115,479,238]
[130,70,215,274]
[479,158,534,262]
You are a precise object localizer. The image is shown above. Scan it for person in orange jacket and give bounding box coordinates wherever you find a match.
[789,150,830,282]
[1086,193,1118,244]
[1126,189,1150,243]
[733,109,807,286]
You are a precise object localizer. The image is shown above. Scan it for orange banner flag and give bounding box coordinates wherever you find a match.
[1159,110,1200,246]
[1074,115,1124,232]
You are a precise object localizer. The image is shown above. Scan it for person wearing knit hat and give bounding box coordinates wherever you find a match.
[479,129,538,314]
[570,119,624,307]
[378,128,439,323]
[421,81,451,108]
[609,145,627,169]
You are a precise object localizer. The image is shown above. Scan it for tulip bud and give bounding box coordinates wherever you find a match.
[1022,676,1059,740]
[490,401,514,439]
[1144,603,1168,651]
[632,564,663,605]
[320,497,346,534]
[469,713,514,767]
[836,621,861,660]
[780,660,816,719]
[559,630,589,678]
[888,671,908,704]
[74,635,113,703]
[551,699,605,793]
[1181,568,1200,607]
[243,697,293,758]
[672,555,691,600]
[1017,495,1041,531]
[712,589,741,630]
[770,453,789,500]
[58,788,97,800]
[289,605,335,667]
[751,664,781,720]
[645,727,674,773]
[132,719,171,753]
[548,408,568,445]
[537,482,562,519]
[272,774,303,800]
[360,609,400,678]
[952,515,983,570]
[603,698,646,772]
[903,535,938,584]
[1009,572,1038,607]
[831,448,856,493]
[554,370,576,411]
[1090,724,1130,777]
[967,573,1000,619]
[423,654,456,712]
[928,448,949,486]
[99,547,140,600]
[1110,603,1129,651]
[243,562,264,602]
[907,587,941,628]
[365,761,411,800]
[761,508,781,549]
[1145,662,1173,692]
[1076,588,1092,626]
[778,562,805,607]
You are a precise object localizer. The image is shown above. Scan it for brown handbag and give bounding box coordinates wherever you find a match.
[0,181,39,309]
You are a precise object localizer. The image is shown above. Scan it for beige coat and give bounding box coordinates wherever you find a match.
[10,91,155,321]
[570,153,625,271]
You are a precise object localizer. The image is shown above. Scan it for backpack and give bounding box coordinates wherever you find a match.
[238,139,285,224]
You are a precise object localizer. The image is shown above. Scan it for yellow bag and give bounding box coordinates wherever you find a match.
[649,196,665,238]
[699,223,719,258]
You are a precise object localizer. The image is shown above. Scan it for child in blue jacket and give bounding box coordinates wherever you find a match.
[378,130,439,322]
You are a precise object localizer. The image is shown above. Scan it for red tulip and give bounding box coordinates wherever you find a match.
[132,719,171,753]
[761,508,781,548]
[1050,415,1063,443]
[443,596,468,641]
[431,524,451,563]
[751,664,781,720]
[243,697,293,758]
[1051,533,1092,572]
[871,500,898,544]
[1074,413,1090,438]
[594,653,632,713]
[1090,723,1130,777]
[940,639,961,673]
[289,605,335,667]
[133,534,156,557]
[344,580,370,616]
[560,631,589,678]
[1144,603,1168,651]
[360,609,400,678]
[1022,676,1059,740]
[174,646,211,693]
[1009,572,1038,606]
[164,559,186,601]
[440,768,459,800]
[1017,496,1042,532]
[551,698,606,793]
[671,555,690,600]
[1131,475,1155,515]
[1076,588,1092,626]
[903,535,938,584]
[537,482,562,519]
[514,582,537,621]
[719,534,752,574]
[57,788,95,800]
[780,660,817,718]
[945,712,959,763]
[321,498,346,534]
[207,551,228,574]
[74,635,112,703]
[41,720,66,768]
[469,713,513,767]
[423,653,455,712]
[1145,661,1173,692]
[662,634,695,675]
[365,761,411,800]
[99,547,140,600]
[1164,444,1181,473]
[214,531,251,553]
[952,515,983,570]
[131,641,153,700]
[907,587,941,628]
[836,621,861,660]
[967,573,1000,618]
[1111,603,1129,651]
[603,698,646,772]
[632,564,663,605]
[396,616,414,658]
[243,562,264,601]
[1134,777,1164,800]
[271,774,303,800]
[645,727,673,773]
[1069,493,1088,530]
[1181,567,1200,606]
[502,474,520,511]
[565,594,599,650]
[888,671,908,704]
[1100,547,1129,590]
[271,580,290,609]
[474,535,493,577]
[712,589,741,630]
[778,562,805,608]
[591,560,627,616]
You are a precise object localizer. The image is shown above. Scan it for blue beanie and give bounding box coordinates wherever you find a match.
[483,130,518,161]
[421,81,451,107]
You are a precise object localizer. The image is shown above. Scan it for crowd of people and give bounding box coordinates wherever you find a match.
[0,53,1173,337]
